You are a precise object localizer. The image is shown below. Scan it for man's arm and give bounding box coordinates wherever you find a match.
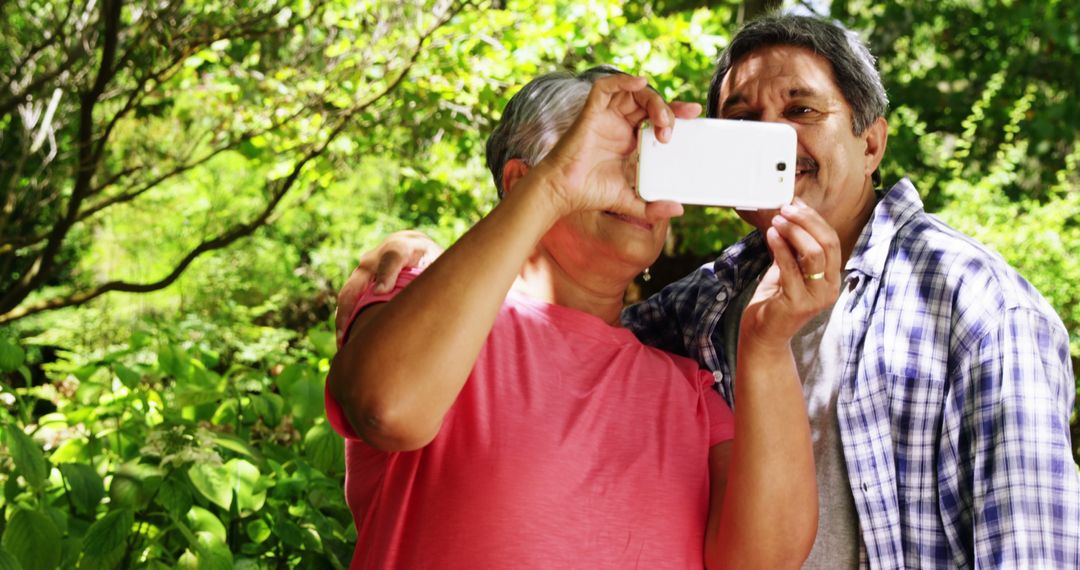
[704,201,835,568]
[940,307,1080,567]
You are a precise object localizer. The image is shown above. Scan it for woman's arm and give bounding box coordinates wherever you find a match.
[328,183,562,451]
[327,75,682,452]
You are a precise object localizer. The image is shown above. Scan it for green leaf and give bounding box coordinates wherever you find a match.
[210,399,238,426]
[77,545,125,570]
[81,509,134,557]
[274,516,305,548]
[252,393,285,427]
[3,476,19,504]
[50,436,88,463]
[245,519,271,544]
[288,372,325,423]
[233,559,261,570]
[0,546,23,570]
[193,531,233,570]
[307,329,337,358]
[211,433,260,462]
[59,463,105,516]
[114,364,141,389]
[303,422,344,474]
[108,474,145,509]
[227,458,266,514]
[1,509,61,570]
[273,363,305,394]
[156,476,193,517]
[187,459,265,514]
[186,463,231,510]
[3,426,47,490]
[44,506,68,535]
[76,508,134,570]
[177,550,198,570]
[0,338,25,373]
[185,506,226,544]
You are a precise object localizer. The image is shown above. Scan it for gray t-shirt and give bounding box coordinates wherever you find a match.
[720,274,861,569]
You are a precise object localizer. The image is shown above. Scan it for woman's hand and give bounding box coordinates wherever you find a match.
[524,74,698,222]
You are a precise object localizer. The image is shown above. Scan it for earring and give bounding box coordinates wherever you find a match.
[642,268,652,282]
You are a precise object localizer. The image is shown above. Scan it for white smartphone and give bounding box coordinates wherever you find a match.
[636,118,797,209]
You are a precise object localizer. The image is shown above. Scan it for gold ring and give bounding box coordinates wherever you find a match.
[804,272,825,281]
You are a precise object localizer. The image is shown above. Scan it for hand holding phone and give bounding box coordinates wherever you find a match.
[636,118,797,209]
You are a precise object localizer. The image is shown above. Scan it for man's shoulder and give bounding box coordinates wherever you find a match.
[902,214,1045,295]
[891,211,1049,312]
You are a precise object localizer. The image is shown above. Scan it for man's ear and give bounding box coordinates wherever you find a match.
[862,116,888,178]
[501,159,529,196]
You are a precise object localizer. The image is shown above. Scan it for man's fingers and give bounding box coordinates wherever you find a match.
[771,215,828,279]
[779,201,841,276]
[336,266,373,336]
[765,224,807,296]
[373,250,407,293]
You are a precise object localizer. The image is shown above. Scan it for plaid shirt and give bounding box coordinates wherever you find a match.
[623,178,1080,569]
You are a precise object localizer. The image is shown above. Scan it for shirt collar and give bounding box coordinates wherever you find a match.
[845,177,925,279]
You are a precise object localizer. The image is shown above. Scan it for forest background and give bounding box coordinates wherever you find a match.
[1,0,1078,568]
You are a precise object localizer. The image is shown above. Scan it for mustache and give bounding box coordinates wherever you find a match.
[797,157,818,172]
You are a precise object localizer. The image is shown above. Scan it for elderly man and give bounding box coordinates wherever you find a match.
[339,14,1080,569]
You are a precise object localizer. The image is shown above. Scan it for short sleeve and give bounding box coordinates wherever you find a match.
[335,268,423,347]
[701,370,735,445]
[326,268,422,441]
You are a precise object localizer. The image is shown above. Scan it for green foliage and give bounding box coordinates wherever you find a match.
[835,0,1080,209]
[2,509,61,570]
[0,324,352,568]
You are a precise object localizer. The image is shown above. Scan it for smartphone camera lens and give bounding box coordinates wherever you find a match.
[776,162,787,172]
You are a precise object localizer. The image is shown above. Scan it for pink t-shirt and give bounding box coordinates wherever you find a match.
[327,269,735,569]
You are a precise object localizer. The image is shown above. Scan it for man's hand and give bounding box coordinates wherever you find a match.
[335,231,443,338]
[741,199,842,348]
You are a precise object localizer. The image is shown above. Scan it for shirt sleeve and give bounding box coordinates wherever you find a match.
[938,306,1080,567]
[325,268,422,441]
[701,369,735,445]
[621,261,719,357]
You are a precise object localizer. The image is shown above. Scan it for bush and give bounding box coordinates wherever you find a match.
[0,323,352,569]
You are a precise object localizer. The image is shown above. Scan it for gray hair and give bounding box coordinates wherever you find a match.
[486,65,627,199]
[706,14,888,136]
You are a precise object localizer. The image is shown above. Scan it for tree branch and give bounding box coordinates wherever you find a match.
[0,0,468,323]
[0,0,123,314]
[1,107,342,323]
[0,104,309,255]
[0,0,93,119]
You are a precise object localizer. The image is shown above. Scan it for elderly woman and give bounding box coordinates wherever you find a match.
[326,67,839,568]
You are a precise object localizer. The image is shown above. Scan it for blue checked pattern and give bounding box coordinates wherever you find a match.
[623,178,1080,569]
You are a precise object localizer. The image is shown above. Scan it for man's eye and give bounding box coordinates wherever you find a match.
[787,106,814,116]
